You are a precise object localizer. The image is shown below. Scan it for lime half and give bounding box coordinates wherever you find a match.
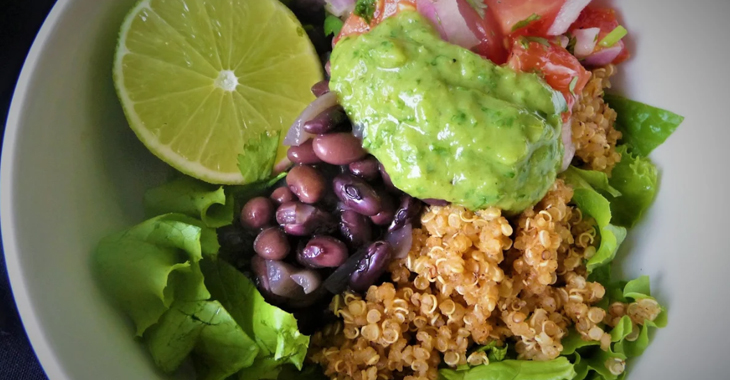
[114,0,323,184]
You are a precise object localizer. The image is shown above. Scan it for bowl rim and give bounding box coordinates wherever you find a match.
[1,0,73,379]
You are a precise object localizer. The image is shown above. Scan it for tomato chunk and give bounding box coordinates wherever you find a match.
[507,38,591,113]
[484,0,565,37]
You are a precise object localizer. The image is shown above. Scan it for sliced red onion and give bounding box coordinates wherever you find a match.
[266,260,303,298]
[572,28,600,58]
[325,0,356,17]
[561,118,575,172]
[284,91,338,147]
[290,269,322,295]
[385,223,413,259]
[546,0,592,36]
[416,0,480,49]
[583,44,623,67]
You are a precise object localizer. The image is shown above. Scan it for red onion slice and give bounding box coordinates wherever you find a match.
[546,0,592,36]
[561,118,575,172]
[284,91,338,147]
[385,223,413,259]
[266,260,303,298]
[583,44,623,67]
[416,0,480,49]
[572,28,600,58]
[290,269,322,295]
[325,0,356,17]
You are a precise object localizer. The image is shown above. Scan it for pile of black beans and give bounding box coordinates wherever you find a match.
[239,80,423,310]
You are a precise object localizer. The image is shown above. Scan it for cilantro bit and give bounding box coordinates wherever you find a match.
[466,0,489,19]
[599,25,628,47]
[511,13,541,32]
[569,76,579,96]
[354,0,377,24]
[324,14,344,37]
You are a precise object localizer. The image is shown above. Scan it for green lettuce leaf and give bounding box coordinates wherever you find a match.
[145,300,259,379]
[199,258,310,380]
[238,131,280,184]
[605,146,659,228]
[473,340,509,362]
[439,357,576,380]
[94,214,218,335]
[324,14,344,36]
[604,94,684,157]
[561,168,627,272]
[612,276,668,358]
[144,176,234,228]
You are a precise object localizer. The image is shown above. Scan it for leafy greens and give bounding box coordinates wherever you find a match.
[439,357,576,380]
[144,176,234,228]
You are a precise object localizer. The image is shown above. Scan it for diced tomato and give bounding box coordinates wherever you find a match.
[484,0,565,37]
[335,0,508,64]
[335,0,416,44]
[507,38,591,115]
[569,7,630,64]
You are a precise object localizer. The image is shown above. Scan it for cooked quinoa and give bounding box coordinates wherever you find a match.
[308,180,661,380]
[571,65,623,174]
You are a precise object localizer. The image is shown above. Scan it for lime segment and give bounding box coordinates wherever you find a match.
[114,0,323,184]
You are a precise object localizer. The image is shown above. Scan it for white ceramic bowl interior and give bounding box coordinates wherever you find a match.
[3,0,730,379]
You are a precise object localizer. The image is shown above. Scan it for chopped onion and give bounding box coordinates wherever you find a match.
[583,44,623,67]
[572,27,600,58]
[284,91,338,146]
[290,269,322,295]
[325,0,356,17]
[385,223,413,259]
[415,0,480,49]
[266,260,303,298]
[557,35,569,49]
[546,0,592,36]
[273,157,293,175]
[561,118,575,172]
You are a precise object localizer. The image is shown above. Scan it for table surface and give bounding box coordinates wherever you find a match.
[1,0,57,379]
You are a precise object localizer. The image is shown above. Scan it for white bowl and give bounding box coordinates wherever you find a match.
[2,0,730,379]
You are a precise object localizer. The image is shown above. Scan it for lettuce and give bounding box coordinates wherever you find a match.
[146,300,259,379]
[94,213,218,335]
[95,212,310,379]
[604,94,684,157]
[199,258,310,379]
[144,176,234,228]
[561,168,627,272]
[605,146,659,228]
[439,357,576,380]
[560,272,666,380]
[472,340,509,363]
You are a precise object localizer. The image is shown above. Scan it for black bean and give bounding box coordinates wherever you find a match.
[312,133,367,165]
[339,210,373,248]
[333,173,382,216]
[287,139,322,164]
[254,227,291,260]
[299,236,349,268]
[275,201,336,236]
[389,195,423,232]
[270,187,295,206]
[311,80,330,97]
[287,165,326,204]
[349,241,393,293]
[422,198,449,206]
[348,155,381,181]
[371,193,396,226]
[241,197,274,229]
[303,105,346,134]
[379,163,399,192]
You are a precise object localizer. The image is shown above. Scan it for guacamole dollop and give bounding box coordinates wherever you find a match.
[329,11,567,213]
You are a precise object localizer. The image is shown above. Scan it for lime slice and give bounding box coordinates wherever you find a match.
[114,0,323,184]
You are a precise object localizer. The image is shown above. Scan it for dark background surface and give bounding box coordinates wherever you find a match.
[1,0,57,379]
